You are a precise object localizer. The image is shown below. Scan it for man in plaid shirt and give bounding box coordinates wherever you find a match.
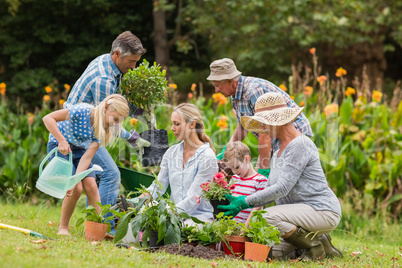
[208,58,313,178]
[64,31,149,234]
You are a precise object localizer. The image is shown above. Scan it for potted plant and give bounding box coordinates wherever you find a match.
[216,214,250,258]
[244,210,281,262]
[113,182,191,247]
[200,172,235,217]
[181,221,222,250]
[76,202,123,241]
[120,59,169,167]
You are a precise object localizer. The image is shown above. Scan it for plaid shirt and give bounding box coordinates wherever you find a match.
[231,75,313,151]
[65,54,131,139]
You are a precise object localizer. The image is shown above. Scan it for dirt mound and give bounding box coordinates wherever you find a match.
[148,243,226,260]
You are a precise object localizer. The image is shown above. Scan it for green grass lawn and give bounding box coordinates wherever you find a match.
[0,200,400,268]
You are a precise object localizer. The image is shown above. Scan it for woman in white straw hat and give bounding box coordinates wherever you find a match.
[218,92,342,261]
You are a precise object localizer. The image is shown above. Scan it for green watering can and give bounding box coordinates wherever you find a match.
[36,147,103,199]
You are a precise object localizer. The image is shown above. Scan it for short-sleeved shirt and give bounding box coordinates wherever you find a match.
[246,135,342,217]
[147,142,219,222]
[232,75,313,151]
[230,173,268,223]
[64,54,131,139]
[49,103,99,148]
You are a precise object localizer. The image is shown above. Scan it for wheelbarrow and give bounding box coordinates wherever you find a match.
[118,166,171,195]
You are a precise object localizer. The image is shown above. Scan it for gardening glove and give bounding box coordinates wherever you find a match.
[258,168,271,178]
[217,194,252,217]
[216,145,227,160]
[140,110,157,129]
[127,129,151,148]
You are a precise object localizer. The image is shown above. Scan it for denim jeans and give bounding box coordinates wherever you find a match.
[91,146,120,231]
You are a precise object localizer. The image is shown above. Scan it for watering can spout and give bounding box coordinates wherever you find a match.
[66,165,104,190]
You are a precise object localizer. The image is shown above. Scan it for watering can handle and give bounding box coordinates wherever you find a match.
[39,147,73,177]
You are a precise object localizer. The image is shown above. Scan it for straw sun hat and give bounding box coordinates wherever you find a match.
[240,92,304,133]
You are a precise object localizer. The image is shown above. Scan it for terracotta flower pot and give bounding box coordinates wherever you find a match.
[84,221,108,241]
[244,242,271,262]
[222,235,250,258]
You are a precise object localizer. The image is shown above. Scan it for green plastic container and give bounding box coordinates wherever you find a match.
[37,148,103,199]
[118,166,171,195]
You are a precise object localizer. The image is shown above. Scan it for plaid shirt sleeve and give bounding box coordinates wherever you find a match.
[91,77,116,106]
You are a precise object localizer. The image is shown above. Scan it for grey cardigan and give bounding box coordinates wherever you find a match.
[246,135,342,217]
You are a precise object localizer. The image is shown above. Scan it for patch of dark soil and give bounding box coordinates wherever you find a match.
[147,243,226,260]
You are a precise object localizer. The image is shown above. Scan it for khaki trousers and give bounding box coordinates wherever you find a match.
[263,203,341,260]
[263,203,340,236]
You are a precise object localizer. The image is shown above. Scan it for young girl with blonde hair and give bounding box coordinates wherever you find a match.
[140,103,218,222]
[43,94,129,235]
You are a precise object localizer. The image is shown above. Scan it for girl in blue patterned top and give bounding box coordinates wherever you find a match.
[43,94,129,235]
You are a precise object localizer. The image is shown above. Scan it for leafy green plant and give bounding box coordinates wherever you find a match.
[181,221,222,246]
[114,182,192,246]
[245,210,281,246]
[216,213,247,237]
[120,59,168,129]
[75,202,122,233]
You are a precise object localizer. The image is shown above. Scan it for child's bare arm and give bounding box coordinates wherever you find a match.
[43,109,71,155]
[245,206,263,228]
[75,142,100,175]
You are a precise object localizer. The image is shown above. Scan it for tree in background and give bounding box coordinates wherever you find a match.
[0,0,153,110]
[183,0,402,87]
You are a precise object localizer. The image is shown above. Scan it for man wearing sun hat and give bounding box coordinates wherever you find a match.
[218,92,342,261]
[208,58,313,177]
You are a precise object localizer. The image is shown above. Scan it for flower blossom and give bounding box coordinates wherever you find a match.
[59,99,66,106]
[27,113,34,125]
[324,103,339,117]
[279,84,287,92]
[45,86,52,93]
[213,172,225,181]
[304,86,313,96]
[188,93,193,98]
[344,87,356,97]
[317,75,327,85]
[191,83,197,91]
[43,95,50,102]
[335,67,347,77]
[130,118,138,126]
[217,179,228,187]
[0,82,6,96]
[169,83,177,90]
[217,115,229,130]
[212,93,227,106]
[309,47,316,54]
[372,90,382,102]
[64,84,71,92]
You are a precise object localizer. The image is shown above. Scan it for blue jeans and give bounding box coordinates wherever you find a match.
[91,146,120,231]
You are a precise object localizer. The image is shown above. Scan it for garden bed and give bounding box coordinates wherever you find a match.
[147,243,226,260]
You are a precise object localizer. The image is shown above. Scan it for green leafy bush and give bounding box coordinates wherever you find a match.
[245,210,281,246]
[121,59,168,128]
[75,202,121,233]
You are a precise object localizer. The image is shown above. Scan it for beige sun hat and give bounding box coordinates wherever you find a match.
[240,92,304,133]
[206,58,242,81]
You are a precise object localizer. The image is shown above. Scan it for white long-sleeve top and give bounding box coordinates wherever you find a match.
[147,141,218,221]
